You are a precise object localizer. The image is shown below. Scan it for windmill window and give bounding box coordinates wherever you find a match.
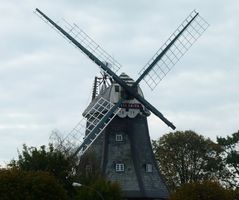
[145,163,153,173]
[115,85,120,92]
[116,163,125,172]
[115,134,123,142]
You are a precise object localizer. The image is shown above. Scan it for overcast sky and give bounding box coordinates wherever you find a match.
[0,0,238,166]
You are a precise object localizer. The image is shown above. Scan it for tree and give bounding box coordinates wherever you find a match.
[169,181,237,200]
[0,168,68,200]
[9,141,123,199]
[217,130,239,187]
[49,131,102,184]
[49,130,103,184]
[152,130,224,190]
[9,144,77,195]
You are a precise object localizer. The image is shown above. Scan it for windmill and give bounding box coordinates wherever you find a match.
[35,8,209,199]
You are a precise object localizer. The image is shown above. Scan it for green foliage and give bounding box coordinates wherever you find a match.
[9,144,77,195]
[217,130,239,187]
[0,168,68,200]
[169,181,237,200]
[74,177,123,200]
[8,143,123,199]
[152,130,224,190]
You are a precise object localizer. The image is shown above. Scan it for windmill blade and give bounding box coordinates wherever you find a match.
[34,8,121,73]
[137,10,209,90]
[59,97,121,156]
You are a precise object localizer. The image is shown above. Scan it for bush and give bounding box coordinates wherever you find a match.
[9,144,77,195]
[170,181,236,200]
[0,168,68,200]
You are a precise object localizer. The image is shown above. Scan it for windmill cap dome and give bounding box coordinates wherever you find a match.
[118,73,135,86]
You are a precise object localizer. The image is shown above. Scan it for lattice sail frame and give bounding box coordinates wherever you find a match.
[34,11,121,73]
[59,97,120,155]
[138,10,209,90]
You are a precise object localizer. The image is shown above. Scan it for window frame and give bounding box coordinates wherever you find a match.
[115,163,125,172]
[115,133,123,142]
[145,163,153,173]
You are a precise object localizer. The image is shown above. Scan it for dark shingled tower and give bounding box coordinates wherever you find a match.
[83,73,169,199]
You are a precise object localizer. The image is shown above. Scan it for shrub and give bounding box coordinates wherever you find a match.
[170,181,236,200]
[0,168,68,200]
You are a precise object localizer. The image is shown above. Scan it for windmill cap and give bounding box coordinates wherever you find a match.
[118,73,135,86]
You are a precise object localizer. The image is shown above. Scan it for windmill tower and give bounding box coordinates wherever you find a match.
[35,9,209,199]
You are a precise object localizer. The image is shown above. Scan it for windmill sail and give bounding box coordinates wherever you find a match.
[138,10,209,90]
[34,9,121,73]
[59,97,121,156]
